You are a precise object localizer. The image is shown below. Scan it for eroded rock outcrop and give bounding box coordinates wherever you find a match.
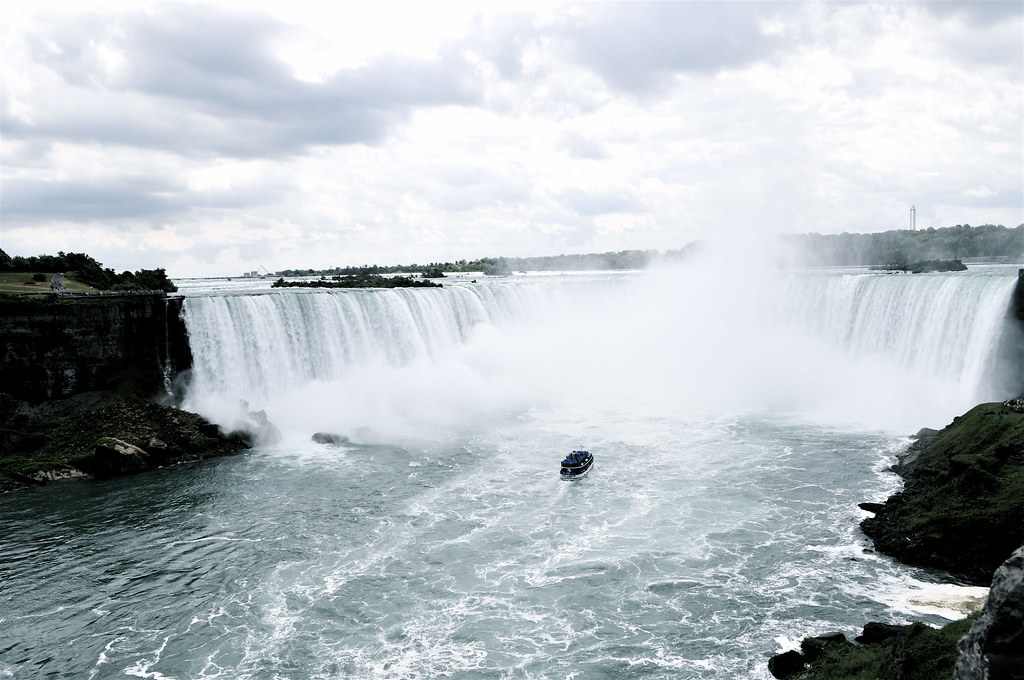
[954,544,1024,680]
[93,437,152,477]
[860,402,1024,585]
[1,390,251,491]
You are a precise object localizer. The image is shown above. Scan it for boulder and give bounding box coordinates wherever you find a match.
[856,622,905,644]
[954,544,1024,680]
[145,436,181,462]
[767,650,805,678]
[94,437,152,476]
[799,632,847,661]
[312,432,349,445]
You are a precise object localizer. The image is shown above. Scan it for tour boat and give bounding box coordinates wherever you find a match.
[559,450,594,480]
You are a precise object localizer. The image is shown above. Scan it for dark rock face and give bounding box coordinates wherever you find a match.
[954,544,1024,680]
[0,295,253,491]
[856,622,905,645]
[0,294,191,403]
[767,649,804,678]
[0,390,252,491]
[1014,270,1024,323]
[93,437,152,477]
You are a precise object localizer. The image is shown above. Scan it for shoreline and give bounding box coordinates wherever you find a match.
[769,399,1024,678]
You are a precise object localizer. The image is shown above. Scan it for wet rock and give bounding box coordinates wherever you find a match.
[955,544,1024,680]
[145,436,180,462]
[94,437,151,477]
[311,430,348,446]
[767,649,805,678]
[856,622,905,644]
[799,632,847,662]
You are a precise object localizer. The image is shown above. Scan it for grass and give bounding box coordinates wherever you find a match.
[861,402,1024,583]
[796,616,977,680]
[0,272,99,296]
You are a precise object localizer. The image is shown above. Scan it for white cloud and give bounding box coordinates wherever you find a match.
[1,1,1021,277]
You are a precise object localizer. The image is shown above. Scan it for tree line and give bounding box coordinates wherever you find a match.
[2,224,1017,289]
[0,249,177,293]
[280,225,1019,277]
[277,248,693,278]
[781,223,1021,266]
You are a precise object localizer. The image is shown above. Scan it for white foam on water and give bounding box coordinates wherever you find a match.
[904,584,989,619]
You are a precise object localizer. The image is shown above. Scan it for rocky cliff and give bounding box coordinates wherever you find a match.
[0,293,251,492]
[0,294,191,403]
[955,544,1024,680]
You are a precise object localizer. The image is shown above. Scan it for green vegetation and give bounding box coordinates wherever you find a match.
[271,225,1018,277]
[869,258,969,273]
[860,402,1024,584]
[0,249,177,293]
[0,273,100,296]
[271,274,442,289]
[784,223,1021,266]
[780,617,977,680]
[276,248,682,278]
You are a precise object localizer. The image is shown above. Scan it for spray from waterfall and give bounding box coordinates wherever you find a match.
[179,255,1020,442]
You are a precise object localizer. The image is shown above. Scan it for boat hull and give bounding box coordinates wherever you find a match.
[559,458,594,481]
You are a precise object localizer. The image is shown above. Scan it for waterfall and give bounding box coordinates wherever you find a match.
[775,270,1019,400]
[179,267,1021,438]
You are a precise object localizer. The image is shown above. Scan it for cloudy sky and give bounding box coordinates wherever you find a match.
[2,1,1021,277]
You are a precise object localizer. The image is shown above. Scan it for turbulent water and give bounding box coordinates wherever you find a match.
[1,259,1020,679]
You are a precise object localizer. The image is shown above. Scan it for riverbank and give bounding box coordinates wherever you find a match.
[769,399,1024,678]
[861,400,1024,585]
[0,381,251,492]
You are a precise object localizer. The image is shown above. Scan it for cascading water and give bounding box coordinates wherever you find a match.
[3,261,1020,680]
[179,277,608,440]
[180,264,1020,438]
[778,270,1016,392]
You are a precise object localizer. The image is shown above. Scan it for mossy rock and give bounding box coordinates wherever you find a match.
[771,616,977,679]
[861,403,1024,584]
[0,390,251,491]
